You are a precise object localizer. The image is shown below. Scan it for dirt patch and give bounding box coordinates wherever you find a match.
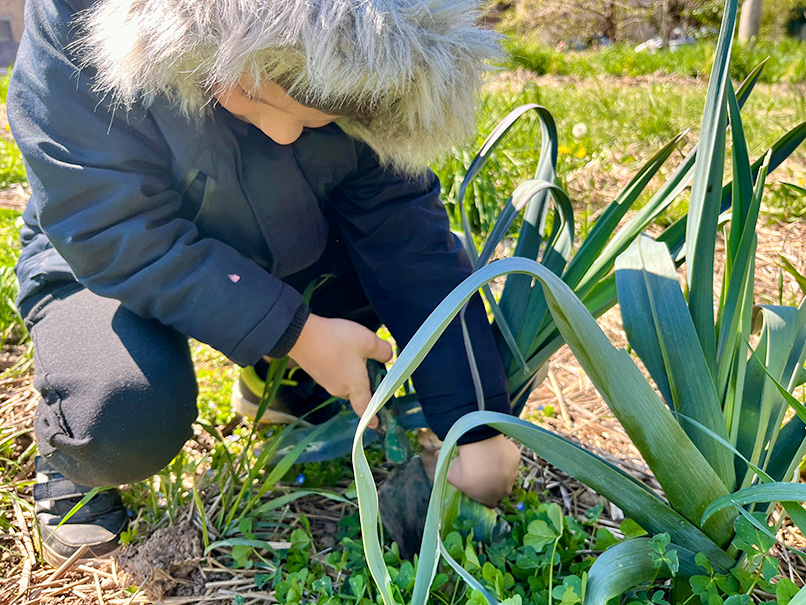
[0,343,28,373]
[114,520,205,601]
[0,183,29,211]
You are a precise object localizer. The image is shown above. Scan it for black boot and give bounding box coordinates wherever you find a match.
[33,456,128,566]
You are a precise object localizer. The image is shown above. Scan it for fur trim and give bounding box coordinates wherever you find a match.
[75,0,501,173]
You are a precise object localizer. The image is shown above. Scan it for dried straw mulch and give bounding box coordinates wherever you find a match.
[1,213,805,602]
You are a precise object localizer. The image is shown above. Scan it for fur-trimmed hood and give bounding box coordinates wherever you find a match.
[75,0,501,173]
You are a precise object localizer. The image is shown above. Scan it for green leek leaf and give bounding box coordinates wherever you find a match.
[685,0,737,379]
[584,538,700,605]
[616,236,734,489]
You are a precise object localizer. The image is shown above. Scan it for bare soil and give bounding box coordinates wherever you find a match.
[115,520,206,601]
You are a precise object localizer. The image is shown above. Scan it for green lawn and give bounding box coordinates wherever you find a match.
[434,76,806,238]
[503,38,806,84]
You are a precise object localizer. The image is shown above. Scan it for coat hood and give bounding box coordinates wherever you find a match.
[75,0,501,174]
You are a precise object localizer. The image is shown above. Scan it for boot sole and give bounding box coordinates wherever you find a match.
[231,382,312,426]
[42,541,122,568]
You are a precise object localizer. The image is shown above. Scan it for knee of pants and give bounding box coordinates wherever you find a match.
[34,364,198,487]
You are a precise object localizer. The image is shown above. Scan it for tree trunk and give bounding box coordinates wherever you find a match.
[738,0,763,42]
[604,0,617,41]
[657,0,670,46]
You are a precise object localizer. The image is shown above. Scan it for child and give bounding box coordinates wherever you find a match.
[9,0,521,565]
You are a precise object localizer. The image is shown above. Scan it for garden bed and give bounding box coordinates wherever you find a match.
[1,218,804,603]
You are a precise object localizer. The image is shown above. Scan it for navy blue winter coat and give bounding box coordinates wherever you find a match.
[9,0,511,441]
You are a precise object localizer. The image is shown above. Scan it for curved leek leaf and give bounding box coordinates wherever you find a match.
[475,179,567,269]
[459,105,560,374]
[702,483,806,524]
[494,107,560,370]
[351,258,734,605]
[616,236,734,489]
[411,412,732,605]
[438,540,498,604]
[469,178,571,388]
[584,538,701,605]
[458,104,558,265]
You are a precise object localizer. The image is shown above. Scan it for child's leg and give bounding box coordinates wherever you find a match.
[25,283,198,487]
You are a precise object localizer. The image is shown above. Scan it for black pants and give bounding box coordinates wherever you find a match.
[25,235,378,487]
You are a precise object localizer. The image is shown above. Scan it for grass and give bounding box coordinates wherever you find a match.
[0,139,27,190]
[0,72,27,192]
[0,208,24,346]
[503,38,806,84]
[0,208,20,268]
[433,76,806,238]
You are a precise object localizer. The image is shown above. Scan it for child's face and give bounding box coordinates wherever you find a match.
[215,79,341,145]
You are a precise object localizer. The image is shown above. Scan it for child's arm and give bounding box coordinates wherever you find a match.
[10,0,307,368]
[330,154,511,440]
[330,143,519,504]
[291,314,519,506]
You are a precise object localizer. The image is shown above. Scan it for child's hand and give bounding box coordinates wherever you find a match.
[288,313,393,428]
[447,435,520,507]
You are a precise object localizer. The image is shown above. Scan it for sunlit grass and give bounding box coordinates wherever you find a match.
[503,38,806,84]
[433,78,806,237]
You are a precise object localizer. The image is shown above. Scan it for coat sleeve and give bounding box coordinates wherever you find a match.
[330,143,512,443]
[8,0,305,366]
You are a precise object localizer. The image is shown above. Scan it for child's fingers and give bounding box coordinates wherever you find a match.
[368,335,393,363]
[349,378,379,429]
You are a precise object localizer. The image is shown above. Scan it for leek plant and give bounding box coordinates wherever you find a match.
[349,0,806,600]
[285,53,797,461]
[446,46,801,419]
